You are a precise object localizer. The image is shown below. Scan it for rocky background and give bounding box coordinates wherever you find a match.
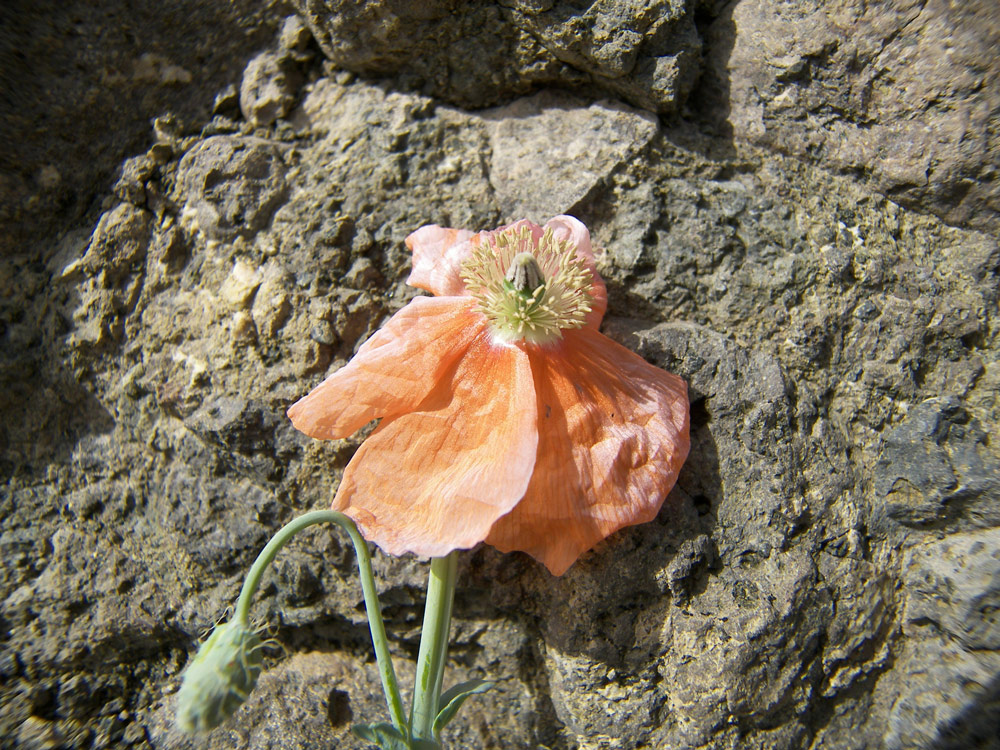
[1,1,998,749]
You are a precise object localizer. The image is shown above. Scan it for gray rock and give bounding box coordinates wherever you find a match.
[293,0,701,113]
[617,321,799,559]
[278,14,313,56]
[81,203,152,283]
[250,263,293,339]
[482,90,659,220]
[700,0,1000,232]
[904,528,1000,652]
[3,6,1000,750]
[875,397,1000,528]
[176,136,290,240]
[70,203,151,347]
[883,637,1000,750]
[212,83,241,117]
[113,155,155,207]
[663,533,714,602]
[239,50,302,128]
[499,0,701,112]
[0,0,287,255]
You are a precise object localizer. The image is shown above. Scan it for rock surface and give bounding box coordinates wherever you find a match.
[700,0,1000,232]
[293,0,701,113]
[1,3,999,750]
[0,0,288,256]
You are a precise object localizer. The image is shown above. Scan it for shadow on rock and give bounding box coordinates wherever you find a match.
[930,669,1000,750]
[0,367,115,480]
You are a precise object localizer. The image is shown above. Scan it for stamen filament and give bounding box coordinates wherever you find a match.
[460,225,594,345]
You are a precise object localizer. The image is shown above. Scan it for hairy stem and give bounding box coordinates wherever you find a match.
[410,552,458,740]
[233,510,407,736]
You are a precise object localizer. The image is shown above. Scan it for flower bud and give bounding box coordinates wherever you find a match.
[175,620,263,733]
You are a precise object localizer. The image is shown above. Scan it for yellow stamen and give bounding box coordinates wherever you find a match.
[460,225,594,345]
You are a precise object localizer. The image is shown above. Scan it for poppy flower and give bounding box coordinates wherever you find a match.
[288,216,689,575]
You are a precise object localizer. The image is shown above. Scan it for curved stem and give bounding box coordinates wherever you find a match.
[233,510,407,736]
[410,552,458,740]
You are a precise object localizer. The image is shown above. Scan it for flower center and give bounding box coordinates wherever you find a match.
[505,252,544,293]
[460,225,594,345]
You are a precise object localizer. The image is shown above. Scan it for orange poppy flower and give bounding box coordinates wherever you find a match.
[288,217,689,575]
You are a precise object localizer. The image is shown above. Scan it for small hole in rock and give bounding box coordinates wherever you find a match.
[689,398,710,429]
[327,689,352,727]
[693,495,711,516]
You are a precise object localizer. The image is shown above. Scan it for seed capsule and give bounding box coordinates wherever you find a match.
[505,252,544,293]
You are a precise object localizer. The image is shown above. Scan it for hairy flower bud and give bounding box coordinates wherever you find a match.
[175,620,263,733]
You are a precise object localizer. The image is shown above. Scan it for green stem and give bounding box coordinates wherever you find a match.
[410,552,458,740]
[233,510,408,737]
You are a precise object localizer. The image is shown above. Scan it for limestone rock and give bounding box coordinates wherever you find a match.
[904,528,1000,652]
[176,136,289,241]
[483,90,659,220]
[876,397,1000,529]
[293,0,701,113]
[2,5,1000,750]
[0,0,287,254]
[700,0,1000,232]
[239,50,302,128]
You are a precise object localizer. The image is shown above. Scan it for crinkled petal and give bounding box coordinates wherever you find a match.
[544,215,607,329]
[406,225,476,296]
[287,297,479,439]
[334,333,538,558]
[485,328,690,575]
[499,218,545,243]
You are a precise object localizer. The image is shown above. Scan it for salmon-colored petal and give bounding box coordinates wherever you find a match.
[334,333,538,558]
[405,225,476,296]
[485,327,690,575]
[544,215,607,329]
[469,219,547,260]
[545,215,594,262]
[287,297,479,439]
[500,218,545,243]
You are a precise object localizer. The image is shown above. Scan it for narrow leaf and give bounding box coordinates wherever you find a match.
[351,723,378,743]
[433,679,495,734]
[351,722,409,750]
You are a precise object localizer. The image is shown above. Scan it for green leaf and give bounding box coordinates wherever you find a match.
[432,679,495,735]
[351,722,409,750]
[410,739,443,750]
[351,723,379,743]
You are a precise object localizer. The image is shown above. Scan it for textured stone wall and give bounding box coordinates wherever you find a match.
[1,2,998,750]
